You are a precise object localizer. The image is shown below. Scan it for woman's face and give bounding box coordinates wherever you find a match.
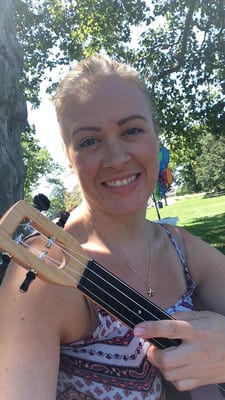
[63,76,159,217]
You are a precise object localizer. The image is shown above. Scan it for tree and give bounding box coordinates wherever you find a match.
[134,0,224,147]
[47,184,67,220]
[15,0,148,106]
[21,125,63,202]
[64,188,82,212]
[46,184,81,220]
[167,123,205,193]
[195,133,225,192]
[0,0,27,215]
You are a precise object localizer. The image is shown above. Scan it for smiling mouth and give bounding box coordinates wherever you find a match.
[104,174,138,188]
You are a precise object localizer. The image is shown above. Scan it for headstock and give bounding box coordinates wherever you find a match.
[0,200,88,289]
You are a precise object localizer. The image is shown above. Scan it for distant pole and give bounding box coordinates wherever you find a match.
[152,193,161,220]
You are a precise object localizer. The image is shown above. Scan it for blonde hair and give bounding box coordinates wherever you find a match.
[53,54,155,141]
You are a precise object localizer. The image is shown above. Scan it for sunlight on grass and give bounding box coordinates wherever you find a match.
[146,194,225,254]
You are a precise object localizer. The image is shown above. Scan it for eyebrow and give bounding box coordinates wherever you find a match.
[117,114,147,126]
[72,126,101,136]
[72,114,147,136]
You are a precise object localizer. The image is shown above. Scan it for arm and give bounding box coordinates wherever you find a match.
[182,227,225,314]
[0,259,92,399]
[0,263,61,399]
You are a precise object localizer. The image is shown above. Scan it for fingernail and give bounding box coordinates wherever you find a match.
[133,327,146,336]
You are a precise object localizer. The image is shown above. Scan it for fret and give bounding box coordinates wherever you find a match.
[78,259,181,349]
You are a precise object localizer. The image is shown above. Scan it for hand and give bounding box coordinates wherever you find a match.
[134,311,225,391]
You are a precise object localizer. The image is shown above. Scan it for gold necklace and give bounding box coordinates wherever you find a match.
[90,221,154,298]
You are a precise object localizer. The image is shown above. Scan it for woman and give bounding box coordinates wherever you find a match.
[0,55,225,400]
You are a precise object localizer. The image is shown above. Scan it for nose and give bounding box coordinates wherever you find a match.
[102,140,130,169]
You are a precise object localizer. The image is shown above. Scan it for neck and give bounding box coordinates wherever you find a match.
[85,207,148,244]
[79,201,154,298]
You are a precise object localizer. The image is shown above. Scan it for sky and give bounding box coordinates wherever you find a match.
[27,81,67,168]
[27,75,77,193]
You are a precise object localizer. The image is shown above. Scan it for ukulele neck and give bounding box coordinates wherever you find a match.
[78,259,181,349]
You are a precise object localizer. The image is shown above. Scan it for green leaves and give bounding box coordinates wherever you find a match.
[15,0,148,106]
[21,125,63,200]
[195,133,225,193]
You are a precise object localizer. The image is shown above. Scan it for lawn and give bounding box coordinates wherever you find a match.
[146,193,225,254]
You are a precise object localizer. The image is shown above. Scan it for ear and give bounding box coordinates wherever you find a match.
[67,162,79,181]
[68,161,73,171]
[60,141,72,169]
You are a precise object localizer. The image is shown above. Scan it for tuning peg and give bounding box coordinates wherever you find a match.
[0,252,11,269]
[19,269,37,293]
[33,193,50,212]
[56,211,70,228]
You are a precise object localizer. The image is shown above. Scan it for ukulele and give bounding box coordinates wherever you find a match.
[0,200,225,396]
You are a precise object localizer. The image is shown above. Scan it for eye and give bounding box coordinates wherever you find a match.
[123,127,144,137]
[79,136,100,148]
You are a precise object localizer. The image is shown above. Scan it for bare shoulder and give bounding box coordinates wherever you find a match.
[174,226,225,312]
[0,206,97,343]
[0,217,97,398]
[0,256,95,344]
[153,222,225,285]
[64,204,88,240]
[177,225,225,269]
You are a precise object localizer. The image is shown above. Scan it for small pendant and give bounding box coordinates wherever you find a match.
[147,288,154,297]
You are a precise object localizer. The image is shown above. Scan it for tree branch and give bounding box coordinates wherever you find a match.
[155,0,197,80]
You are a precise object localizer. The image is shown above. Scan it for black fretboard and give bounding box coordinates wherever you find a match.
[78,260,225,395]
[78,259,181,349]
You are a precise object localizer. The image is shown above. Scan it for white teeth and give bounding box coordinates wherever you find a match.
[106,174,137,187]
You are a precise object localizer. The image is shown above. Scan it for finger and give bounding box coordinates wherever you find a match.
[133,318,194,340]
[147,342,193,369]
[171,377,200,392]
[148,347,203,390]
[162,365,197,384]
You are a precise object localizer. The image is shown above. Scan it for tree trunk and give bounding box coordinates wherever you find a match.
[0,0,27,216]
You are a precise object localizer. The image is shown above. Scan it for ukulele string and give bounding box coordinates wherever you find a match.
[20,231,167,332]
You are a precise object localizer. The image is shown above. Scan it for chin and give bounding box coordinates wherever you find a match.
[109,201,146,216]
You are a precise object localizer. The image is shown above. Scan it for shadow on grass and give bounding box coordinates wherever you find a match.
[183,212,225,255]
[204,191,225,199]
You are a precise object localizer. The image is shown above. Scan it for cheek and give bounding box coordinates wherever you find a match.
[66,150,86,186]
[73,155,97,188]
[68,148,88,174]
[143,138,159,173]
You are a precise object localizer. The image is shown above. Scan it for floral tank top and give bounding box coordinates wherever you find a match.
[56,226,196,400]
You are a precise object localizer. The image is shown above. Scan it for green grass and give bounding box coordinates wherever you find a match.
[146,193,225,254]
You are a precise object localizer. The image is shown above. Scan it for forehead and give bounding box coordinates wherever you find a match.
[61,76,152,133]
